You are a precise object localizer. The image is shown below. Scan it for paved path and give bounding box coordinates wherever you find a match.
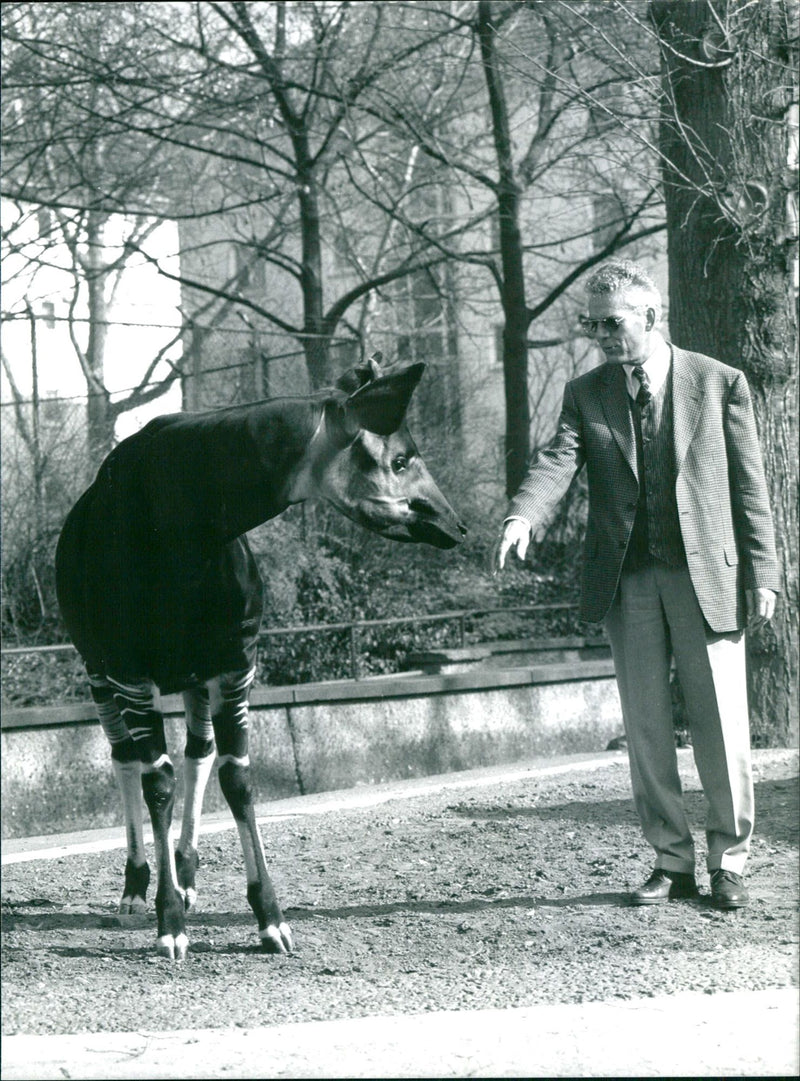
[2,988,797,1078]
[3,751,798,1079]
[1,752,627,864]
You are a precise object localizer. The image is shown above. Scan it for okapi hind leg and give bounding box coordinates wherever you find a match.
[175,684,217,911]
[89,674,150,914]
[114,760,150,914]
[211,669,293,954]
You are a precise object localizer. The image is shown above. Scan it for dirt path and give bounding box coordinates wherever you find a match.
[2,749,797,1039]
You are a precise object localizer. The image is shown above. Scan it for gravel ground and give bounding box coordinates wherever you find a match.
[2,748,797,1037]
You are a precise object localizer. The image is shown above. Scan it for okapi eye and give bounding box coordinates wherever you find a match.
[391,455,409,474]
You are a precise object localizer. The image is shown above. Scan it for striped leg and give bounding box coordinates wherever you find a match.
[176,683,216,911]
[89,674,150,914]
[210,668,293,954]
[106,675,187,960]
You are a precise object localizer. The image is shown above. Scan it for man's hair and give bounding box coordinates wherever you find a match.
[584,259,662,322]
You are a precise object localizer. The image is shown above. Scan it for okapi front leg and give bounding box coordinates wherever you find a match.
[89,673,150,913]
[211,669,293,954]
[108,675,187,959]
[142,761,187,959]
[175,684,217,911]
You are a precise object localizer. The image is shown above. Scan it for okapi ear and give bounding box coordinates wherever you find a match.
[333,352,385,395]
[345,362,425,436]
[335,365,372,393]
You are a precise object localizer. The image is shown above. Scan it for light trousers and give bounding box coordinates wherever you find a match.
[604,559,753,875]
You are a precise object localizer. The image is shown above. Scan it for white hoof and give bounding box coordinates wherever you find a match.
[279,922,294,952]
[156,933,189,960]
[260,922,293,953]
[177,886,197,912]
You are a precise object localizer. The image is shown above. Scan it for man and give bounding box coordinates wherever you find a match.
[496,259,779,909]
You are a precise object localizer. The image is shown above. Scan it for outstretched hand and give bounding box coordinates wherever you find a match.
[493,518,532,575]
[745,587,777,630]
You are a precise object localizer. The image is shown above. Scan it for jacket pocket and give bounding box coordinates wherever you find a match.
[724,546,739,567]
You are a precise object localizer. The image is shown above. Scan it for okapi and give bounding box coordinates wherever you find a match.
[55,356,466,959]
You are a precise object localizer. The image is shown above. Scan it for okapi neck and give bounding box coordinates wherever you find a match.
[214,398,321,538]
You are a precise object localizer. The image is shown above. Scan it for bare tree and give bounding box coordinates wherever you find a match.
[361,0,667,496]
[95,2,481,389]
[1,3,189,456]
[1,200,184,459]
[3,1,666,471]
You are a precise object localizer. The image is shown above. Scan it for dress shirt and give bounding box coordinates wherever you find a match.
[623,335,672,400]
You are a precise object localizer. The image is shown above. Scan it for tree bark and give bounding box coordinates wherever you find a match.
[652,0,798,745]
[85,210,114,461]
[297,151,332,389]
[478,0,531,499]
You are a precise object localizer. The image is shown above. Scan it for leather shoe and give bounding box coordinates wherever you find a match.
[710,869,749,909]
[630,868,699,905]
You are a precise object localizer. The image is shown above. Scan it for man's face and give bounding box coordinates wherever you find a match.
[583,291,653,365]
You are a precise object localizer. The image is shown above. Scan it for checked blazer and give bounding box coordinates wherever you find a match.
[508,345,780,632]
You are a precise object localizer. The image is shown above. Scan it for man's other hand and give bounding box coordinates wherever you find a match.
[745,587,777,630]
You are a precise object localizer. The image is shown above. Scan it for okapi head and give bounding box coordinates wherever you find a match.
[298,354,466,549]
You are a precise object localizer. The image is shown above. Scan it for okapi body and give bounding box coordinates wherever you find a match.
[55,359,465,958]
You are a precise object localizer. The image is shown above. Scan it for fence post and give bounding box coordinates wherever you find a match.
[349,624,359,680]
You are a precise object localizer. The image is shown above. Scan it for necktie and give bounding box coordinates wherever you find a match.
[633,364,652,406]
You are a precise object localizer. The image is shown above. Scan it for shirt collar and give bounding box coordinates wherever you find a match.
[623,334,671,398]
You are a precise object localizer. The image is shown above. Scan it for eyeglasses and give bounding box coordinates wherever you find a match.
[579,308,648,336]
[579,315,626,335]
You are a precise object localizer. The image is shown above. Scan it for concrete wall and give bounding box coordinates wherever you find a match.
[1,661,621,840]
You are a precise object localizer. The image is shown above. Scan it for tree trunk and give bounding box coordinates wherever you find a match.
[478,0,531,499]
[23,301,45,536]
[226,1,332,391]
[652,0,798,745]
[299,177,332,390]
[294,127,331,390]
[85,210,114,461]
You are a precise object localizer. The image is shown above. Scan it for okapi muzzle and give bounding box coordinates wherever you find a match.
[54,353,465,960]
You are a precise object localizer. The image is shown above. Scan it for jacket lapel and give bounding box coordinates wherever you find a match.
[600,363,637,479]
[670,347,704,474]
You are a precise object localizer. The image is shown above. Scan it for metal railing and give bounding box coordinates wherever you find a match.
[255,603,585,680]
[1,602,590,705]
